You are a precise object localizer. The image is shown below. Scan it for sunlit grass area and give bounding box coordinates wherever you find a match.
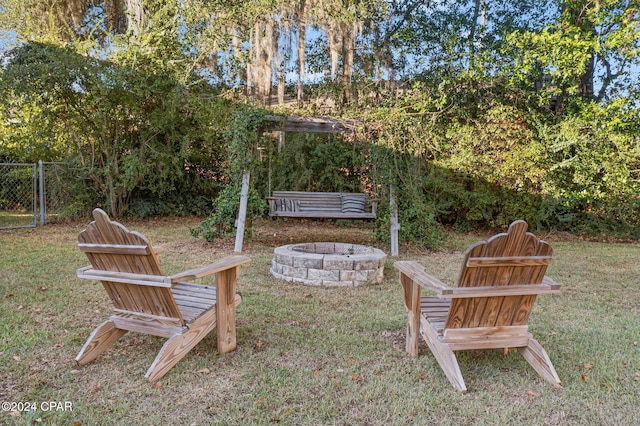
[0,211,36,228]
[1,218,638,425]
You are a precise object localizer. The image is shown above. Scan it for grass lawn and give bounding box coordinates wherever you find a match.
[0,211,36,229]
[1,217,639,425]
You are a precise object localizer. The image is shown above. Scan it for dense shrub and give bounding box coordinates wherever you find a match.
[0,41,233,218]
[368,86,640,241]
[2,44,637,245]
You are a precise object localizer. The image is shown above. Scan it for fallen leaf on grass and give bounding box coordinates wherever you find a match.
[13,355,20,362]
[581,374,588,381]
[526,391,539,397]
[8,411,20,417]
[255,341,265,348]
[153,381,162,388]
[198,368,211,374]
[634,372,640,381]
[314,369,321,377]
[583,363,593,369]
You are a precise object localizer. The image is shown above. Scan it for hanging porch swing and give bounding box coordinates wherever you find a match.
[234,116,399,256]
[262,118,379,220]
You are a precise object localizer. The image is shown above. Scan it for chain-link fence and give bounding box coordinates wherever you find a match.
[0,161,71,229]
[38,161,73,224]
[0,163,37,229]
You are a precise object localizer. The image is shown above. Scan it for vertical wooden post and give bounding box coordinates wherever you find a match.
[401,273,420,356]
[390,184,400,256]
[216,266,239,354]
[277,130,285,153]
[234,170,251,253]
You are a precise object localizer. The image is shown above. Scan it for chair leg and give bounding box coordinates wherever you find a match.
[76,320,127,366]
[420,320,467,393]
[145,308,217,382]
[406,310,421,356]
[216,267,240,354]
[518,338,562,388]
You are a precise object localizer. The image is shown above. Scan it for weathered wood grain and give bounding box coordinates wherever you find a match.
[267,191,378,219]
[394,220,561,392]
[75,208,250,382]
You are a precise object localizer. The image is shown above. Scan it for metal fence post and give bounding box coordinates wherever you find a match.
[39,160,45,225]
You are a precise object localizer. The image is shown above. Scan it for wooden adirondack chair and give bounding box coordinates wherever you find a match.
[394,220,561,393]
[75,208,250,382]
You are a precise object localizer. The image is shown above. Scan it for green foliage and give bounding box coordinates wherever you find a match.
[192,104,271,243]
[223,105,270,176]
[264,132,369,193]
[0,38,233,218]
[365,78,640,240]
[191,183,267,242]
[535,101,640,236]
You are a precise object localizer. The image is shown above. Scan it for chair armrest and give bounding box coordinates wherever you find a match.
[394,261,452,294]
[168,255,251,283]
[266,197,277,210]
[542,275,561,291]
[369,198,380,215]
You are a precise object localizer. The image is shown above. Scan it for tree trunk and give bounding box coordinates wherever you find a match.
[296,0,307,103]
[275,25,286,105]
[124,0,145,36]
[340,23,355,105]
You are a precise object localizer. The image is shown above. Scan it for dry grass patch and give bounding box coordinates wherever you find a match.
[1,218,639,425]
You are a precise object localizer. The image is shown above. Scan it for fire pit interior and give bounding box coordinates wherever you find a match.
[271,242,387,287]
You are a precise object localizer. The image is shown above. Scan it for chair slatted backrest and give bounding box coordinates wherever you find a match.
[78,209,183,325]
[446,220,553,329]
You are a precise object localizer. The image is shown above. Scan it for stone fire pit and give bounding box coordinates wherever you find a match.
[271,242,387,287]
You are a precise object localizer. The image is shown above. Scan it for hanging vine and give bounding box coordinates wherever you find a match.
[191,104,272,241]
